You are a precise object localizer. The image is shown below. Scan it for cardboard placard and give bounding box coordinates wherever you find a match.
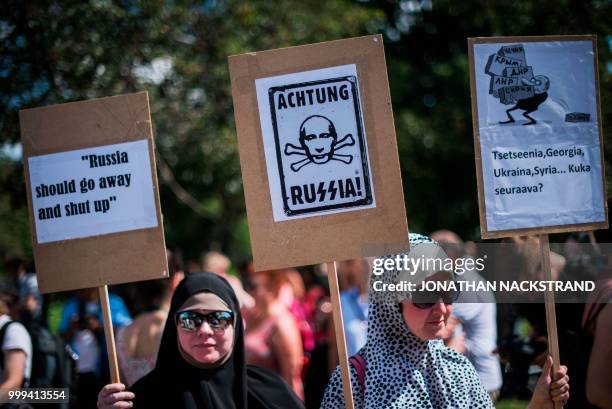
[468,35,608,239]
[229,35,409,271]
[20,92,168,293]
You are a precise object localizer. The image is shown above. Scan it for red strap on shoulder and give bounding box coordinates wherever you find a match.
[348,353,366,395]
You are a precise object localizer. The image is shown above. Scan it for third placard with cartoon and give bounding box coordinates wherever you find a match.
[468,35,607,238]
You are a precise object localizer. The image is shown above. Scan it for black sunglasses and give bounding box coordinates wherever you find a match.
[410,289,459,310]
[175,310,234,332]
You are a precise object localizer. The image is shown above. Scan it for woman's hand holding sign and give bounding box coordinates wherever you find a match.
[97,383,134,409]
[527,356,569,409]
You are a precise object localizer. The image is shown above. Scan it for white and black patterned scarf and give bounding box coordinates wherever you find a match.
[320,233,493,409]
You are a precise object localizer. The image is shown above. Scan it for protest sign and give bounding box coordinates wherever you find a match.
[229,35,409,271]
[469,36,608,409]
[20,92,168,293]
[468,35,608,238]
[29,139,156,243]
[256,64,375,221]
[230,35,409,409]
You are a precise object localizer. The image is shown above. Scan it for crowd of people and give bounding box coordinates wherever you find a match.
[0,229,610,408]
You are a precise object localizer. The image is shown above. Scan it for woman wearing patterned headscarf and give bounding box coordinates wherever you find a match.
[320,233,569,409]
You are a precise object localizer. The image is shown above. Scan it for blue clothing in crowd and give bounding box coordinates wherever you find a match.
[59,293,132,374]
[59,293,132,333]
[340,287,368,356]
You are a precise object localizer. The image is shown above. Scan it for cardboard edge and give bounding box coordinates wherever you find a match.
[481,221,609,240]
[592,36,610,225]
[19,91,149,115]
[468,34,597,44]
[227,34,383,60]
[19,123,39,248]
[374,35,410,238]
[466,38,489,238]
[227,55,269,266]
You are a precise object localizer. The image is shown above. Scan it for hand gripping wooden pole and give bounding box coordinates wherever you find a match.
[539,235,562,409]
[327,261,356,409]
[99,285,121,384]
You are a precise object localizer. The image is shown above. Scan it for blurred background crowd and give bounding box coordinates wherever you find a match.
[0,1,611,408]
[1,225,611,408]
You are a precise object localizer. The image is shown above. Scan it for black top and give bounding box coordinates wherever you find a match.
[516,91,548,111]
[131,272,304,409]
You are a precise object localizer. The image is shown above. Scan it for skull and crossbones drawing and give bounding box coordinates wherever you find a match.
[284,115,355,172]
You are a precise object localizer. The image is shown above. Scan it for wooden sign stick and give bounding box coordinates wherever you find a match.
[327,261,355,409]
[538,235,562,409]
[99,285,121,384]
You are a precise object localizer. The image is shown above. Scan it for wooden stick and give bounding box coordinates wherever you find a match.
[327,261,355,409]
[98,285,121,384]
[539,235,562,409]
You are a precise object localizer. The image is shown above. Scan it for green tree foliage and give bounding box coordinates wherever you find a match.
[0,0,384,263]
[366,0,611,237]
[0,0,609,264]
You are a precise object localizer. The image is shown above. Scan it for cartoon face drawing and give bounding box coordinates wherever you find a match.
[261,69,376,219]
[300,116,337,164]
[284,115,355,172]
[532,75,550,94]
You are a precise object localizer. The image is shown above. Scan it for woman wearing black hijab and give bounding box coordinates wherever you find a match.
[97,272,304,409]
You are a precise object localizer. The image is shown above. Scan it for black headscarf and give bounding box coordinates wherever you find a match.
[130,272,304,409]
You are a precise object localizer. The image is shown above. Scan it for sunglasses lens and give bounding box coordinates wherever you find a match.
[413,302,436,309]
[207,311,233,330]
[176,311,202,331]
[411,289,458,309]
[176,311,234,332]
[441,289,458,305]
[412,290,439,307]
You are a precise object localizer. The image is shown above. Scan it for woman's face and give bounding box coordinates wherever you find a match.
[401,299,453,340]
[177,309,235,365]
